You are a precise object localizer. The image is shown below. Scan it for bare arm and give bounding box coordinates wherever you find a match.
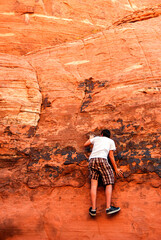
[84,133,95,147]
[109,150,123,177]
[84,139,92,147]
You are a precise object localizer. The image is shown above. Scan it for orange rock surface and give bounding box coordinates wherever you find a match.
[0,1,161,239]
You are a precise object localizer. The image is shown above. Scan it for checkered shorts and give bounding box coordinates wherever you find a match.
[89,158,114,185]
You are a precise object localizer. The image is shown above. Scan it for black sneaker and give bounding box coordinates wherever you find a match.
[89,207,96,217]
[106,206,120,215]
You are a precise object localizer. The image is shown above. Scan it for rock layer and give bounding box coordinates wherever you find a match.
[0,1,161,240]
[0,54,42,126]
[0,0,160,55]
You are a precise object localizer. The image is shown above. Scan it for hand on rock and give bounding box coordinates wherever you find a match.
[115,168,124,177]
[89,133,95,139]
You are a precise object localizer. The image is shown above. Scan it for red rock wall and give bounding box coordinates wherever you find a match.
[0,1,161,239]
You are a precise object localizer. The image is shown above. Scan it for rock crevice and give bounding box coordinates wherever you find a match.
[114,5,161,26]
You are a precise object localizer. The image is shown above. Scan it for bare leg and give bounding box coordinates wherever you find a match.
[91,179,98,210]
[105,184,112,209]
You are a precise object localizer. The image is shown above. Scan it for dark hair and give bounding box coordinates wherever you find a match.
[101,129,111,138]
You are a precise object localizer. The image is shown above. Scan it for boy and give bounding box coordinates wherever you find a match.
[84,129,123,216]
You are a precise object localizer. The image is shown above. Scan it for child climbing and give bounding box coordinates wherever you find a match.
[84,129,123,216]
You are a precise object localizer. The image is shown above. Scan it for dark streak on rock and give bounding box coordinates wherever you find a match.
[44,164,63,178]
[54,146,87,165]
[64,152,87,165]
[4,126,13,136]
[107,119,161,178]
[27,126,37,138]
[0,219,22,240]
[27,146,52,166]
[78,77,95,93]
[78,77,109,112]
[0,157,22,168]
[80,99,91,112]
[42,95,51,109]
[54,146,76,155]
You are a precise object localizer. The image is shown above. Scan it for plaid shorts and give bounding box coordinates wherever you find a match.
[89,158,114,185]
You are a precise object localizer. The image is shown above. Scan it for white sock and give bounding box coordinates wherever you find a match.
[106,207,111,210]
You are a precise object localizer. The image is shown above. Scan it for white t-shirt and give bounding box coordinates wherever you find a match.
[89,136,116,160]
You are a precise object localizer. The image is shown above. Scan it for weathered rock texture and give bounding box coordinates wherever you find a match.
[0,0,161,240]
[0,54,42,126]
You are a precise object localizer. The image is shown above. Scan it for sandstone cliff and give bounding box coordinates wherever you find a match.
[0,1,161,240]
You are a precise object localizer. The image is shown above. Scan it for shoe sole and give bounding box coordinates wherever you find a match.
[89,212,96,217]
[106,208,120,215]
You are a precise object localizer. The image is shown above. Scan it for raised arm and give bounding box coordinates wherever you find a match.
[84,139,92,147]
[84,133,95,147]
[108,150,123,177]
